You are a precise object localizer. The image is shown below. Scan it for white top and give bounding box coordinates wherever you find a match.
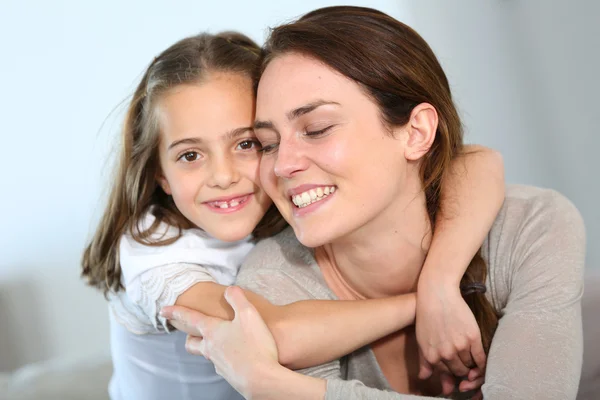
[107,212,254,400]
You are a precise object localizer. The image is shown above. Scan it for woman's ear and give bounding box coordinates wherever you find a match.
[404,103,438,161]
[157,174,172,195]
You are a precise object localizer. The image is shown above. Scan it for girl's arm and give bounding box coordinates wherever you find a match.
[416,144,504,381]
[170,145,504,373]
[173,282,416,369]
[167,286,445,400]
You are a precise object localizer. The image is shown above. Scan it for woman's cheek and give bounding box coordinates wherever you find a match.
[259,157,277,192]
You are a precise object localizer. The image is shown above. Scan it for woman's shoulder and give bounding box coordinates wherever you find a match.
[484,184,586,310]
[503,184,582,214]
[237,227,336,302]
[492,184,584,242]
[244,227,314,271]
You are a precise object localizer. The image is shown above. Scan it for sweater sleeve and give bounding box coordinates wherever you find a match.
[480,187,586,399]
[325,379,440,399]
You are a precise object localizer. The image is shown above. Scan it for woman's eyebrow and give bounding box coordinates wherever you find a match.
[253,120,275,131]
[286,100,340,120]
[253,100,340,132]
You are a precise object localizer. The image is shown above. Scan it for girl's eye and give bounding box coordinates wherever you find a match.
[237,139,262,151]
[305,125,334,137]
[178,151,201,163]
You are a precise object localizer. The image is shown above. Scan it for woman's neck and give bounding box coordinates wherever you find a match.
[322,187,431,299]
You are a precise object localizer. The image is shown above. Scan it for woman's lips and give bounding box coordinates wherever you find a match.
[290,187,336,217]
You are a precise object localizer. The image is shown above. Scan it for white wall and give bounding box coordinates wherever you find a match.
[408,0,599,268]
[0,0,596,372]
[0,0,411,372]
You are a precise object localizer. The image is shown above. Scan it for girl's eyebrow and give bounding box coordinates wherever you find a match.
[168,126,253,150]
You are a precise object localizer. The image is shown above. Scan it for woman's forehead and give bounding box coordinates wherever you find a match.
[256,53,362,117]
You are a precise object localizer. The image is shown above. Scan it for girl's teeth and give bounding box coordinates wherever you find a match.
[292,186,336,208]
[212,196,246,209]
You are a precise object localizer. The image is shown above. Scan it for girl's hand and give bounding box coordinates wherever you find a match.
[161,286,279,398]
[416,278,486,392]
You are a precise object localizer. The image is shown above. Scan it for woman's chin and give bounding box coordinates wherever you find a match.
[293,225,330,249]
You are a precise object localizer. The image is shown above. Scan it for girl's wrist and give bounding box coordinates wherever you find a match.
[418,259,463,291]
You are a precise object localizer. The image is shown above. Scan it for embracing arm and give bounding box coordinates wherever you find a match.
[416,144,504,380]
[173,145,503,371]
[168,285,441,400]
[174,282,415,369]
[421,144,504,285]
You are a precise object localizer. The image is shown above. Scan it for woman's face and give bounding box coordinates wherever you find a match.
[255,53,415,247]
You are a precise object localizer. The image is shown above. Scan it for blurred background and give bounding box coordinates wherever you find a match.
[1,0,598,397]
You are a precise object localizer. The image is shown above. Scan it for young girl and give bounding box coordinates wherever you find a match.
[81,31,504,400]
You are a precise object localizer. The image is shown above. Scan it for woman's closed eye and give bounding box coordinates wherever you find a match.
[305,124,335,137]
[258,142,279,155]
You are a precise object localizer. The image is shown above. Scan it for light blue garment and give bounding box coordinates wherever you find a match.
[108,312,243,400]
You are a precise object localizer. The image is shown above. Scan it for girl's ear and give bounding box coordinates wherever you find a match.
[157,174,172,195]
[404,103,438,161]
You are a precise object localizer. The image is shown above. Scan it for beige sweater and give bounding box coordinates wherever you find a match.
[236,185,586,400]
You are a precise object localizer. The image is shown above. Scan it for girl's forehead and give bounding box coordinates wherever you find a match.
[156,81,255,145]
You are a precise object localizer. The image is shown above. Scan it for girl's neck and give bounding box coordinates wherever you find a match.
[318,187,431,300]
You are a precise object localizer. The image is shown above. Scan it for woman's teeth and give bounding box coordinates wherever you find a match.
[292,186,336,208]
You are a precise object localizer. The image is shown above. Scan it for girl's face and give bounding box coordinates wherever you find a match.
[156,72,272,242]
[254,53,417,248]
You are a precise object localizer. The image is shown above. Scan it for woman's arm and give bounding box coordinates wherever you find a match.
[416,144,504,379]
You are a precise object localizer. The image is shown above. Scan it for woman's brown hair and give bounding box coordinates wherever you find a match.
[82,32,286,296]
[262,6,498,353]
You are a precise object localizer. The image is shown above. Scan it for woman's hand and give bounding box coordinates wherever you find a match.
[161,286,280,398]
[416,277,486,394]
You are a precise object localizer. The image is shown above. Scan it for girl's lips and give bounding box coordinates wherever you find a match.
[204,194,253,214]
[204,193,253,204]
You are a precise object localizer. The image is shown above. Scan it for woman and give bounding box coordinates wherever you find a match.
[164,6,585,399]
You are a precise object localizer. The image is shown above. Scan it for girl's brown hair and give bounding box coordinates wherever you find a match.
[82,32,286,296]
[263,6,498,353]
